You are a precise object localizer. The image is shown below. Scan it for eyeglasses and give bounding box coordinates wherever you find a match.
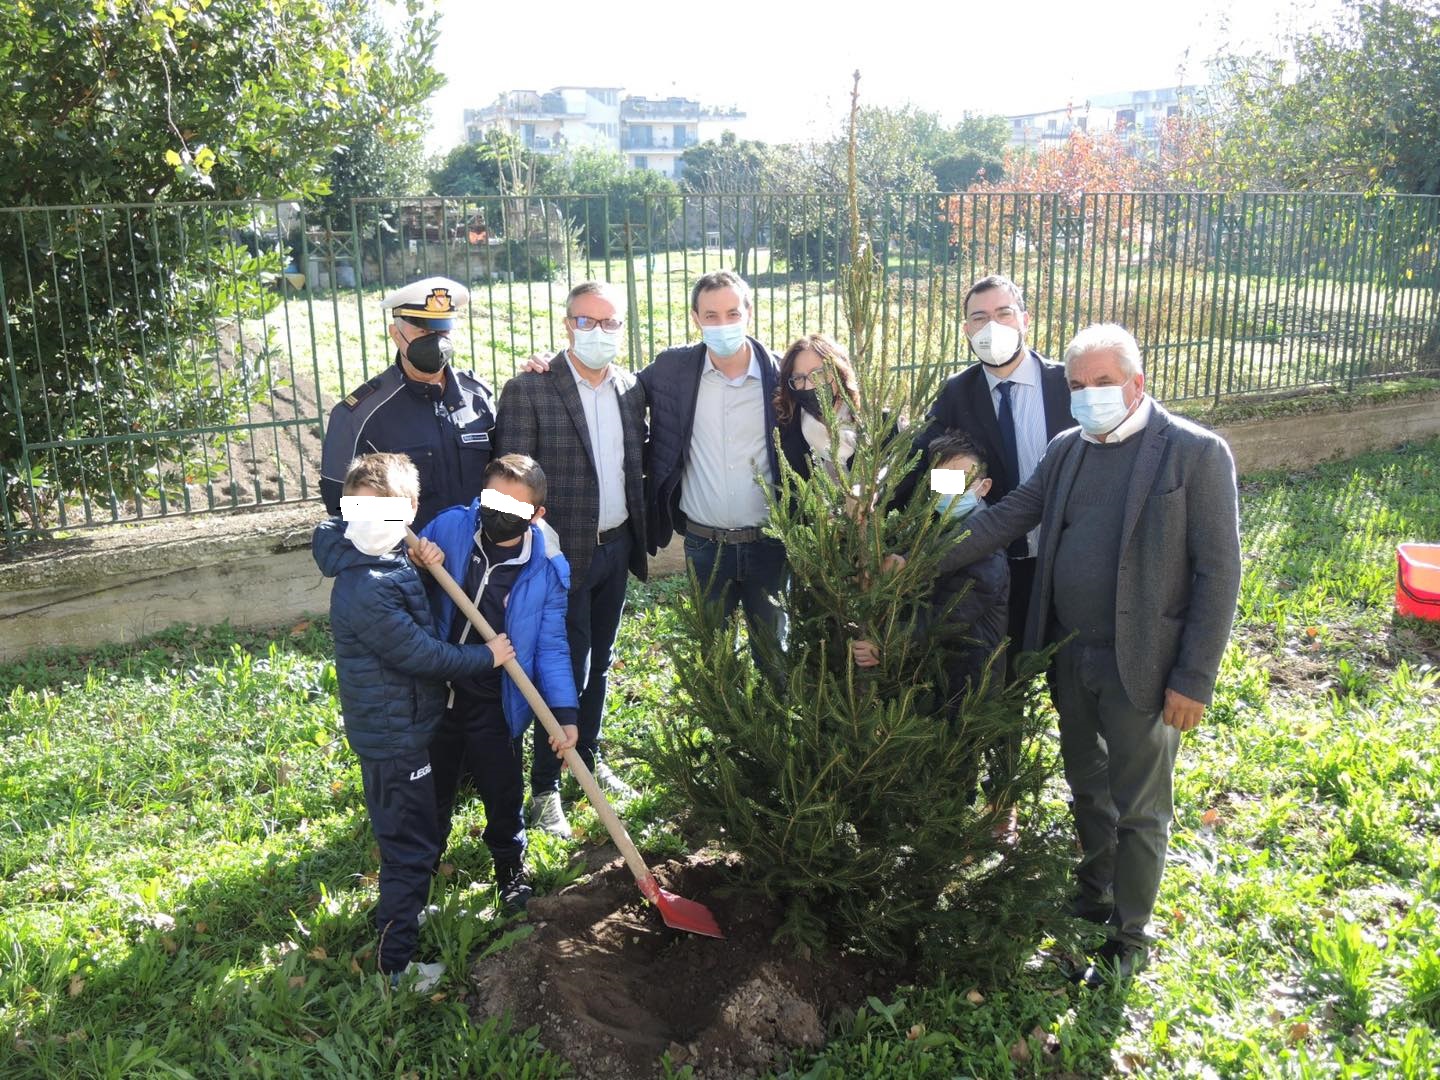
[965,306,1021,327]
[787,371,831,391]
[569,314,624,332]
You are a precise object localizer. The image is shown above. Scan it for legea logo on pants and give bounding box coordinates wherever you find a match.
[409,764,432,782]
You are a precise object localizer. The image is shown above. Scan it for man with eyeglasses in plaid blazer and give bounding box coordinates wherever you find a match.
[493,281,648,838]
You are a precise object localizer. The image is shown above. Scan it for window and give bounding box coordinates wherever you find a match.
[1046,118,1057,132]
[632,155,648,170]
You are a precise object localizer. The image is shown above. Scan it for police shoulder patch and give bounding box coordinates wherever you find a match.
[340,374,385,410]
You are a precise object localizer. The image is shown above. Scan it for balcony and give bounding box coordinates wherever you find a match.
[621,133,696,152]
[621,98,701,120]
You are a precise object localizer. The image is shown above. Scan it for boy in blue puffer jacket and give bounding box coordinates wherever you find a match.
[312,452,512,992]
[414,453,579,911]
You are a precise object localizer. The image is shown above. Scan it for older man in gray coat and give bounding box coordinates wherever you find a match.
[931,322,1242,987]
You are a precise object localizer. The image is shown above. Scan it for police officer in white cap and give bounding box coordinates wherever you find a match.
[321,277,498,529]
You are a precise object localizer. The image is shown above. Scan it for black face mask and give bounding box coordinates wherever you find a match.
[405,333,452,374]
[792,388,824,420]
[480,506,530,544]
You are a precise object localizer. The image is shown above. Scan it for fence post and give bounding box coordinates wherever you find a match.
[0,259,29,544]
[0,260,36,543]
[623,208,641,367]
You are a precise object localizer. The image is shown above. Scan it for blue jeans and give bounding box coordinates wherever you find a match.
[683,532,789,662]
[531,531,631,795]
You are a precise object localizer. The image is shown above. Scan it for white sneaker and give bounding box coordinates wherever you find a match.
[595,761,639,801]
[391,960,445,993]
[529,791,572,838]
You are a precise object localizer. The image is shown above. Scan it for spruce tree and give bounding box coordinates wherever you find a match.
[646,76,1069,972]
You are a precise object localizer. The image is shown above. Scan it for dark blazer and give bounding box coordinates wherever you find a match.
[918,349,1072,503]
[493,351,648,588]
[636,337,782,553]
[939,401,1242,713]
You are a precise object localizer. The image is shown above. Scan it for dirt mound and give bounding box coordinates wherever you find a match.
[469,851,893,1079]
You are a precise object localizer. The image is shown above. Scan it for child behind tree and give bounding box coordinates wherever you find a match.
[853,431,1010,695]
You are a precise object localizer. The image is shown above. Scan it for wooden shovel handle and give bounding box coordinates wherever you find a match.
[405,528,657,895]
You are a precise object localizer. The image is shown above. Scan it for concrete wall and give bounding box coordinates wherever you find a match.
[1212,392,1440,474]
[3,393,1436,661]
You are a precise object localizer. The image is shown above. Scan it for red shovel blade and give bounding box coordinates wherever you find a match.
[640,876,724,938]
[656,888,725,939]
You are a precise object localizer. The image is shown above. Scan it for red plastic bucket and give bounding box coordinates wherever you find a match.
[1397,543,1440,621]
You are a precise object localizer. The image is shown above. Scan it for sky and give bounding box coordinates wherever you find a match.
[414,0,1342,155]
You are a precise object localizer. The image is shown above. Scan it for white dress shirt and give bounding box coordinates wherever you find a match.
[983,351,1047,557]
[566,354,628,533]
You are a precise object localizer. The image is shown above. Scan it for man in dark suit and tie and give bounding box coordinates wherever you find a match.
[493,281,648,838]
[931,323,1242,988]
[914,274,1073,671]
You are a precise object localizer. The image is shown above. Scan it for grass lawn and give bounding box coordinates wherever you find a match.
[2,440,1439,1077]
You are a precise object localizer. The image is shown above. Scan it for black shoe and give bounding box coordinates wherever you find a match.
[1081,939,1148,989]
[1062,893,1115,926]
[496,861,533,912]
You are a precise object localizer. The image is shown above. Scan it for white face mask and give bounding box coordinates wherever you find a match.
[571,325,619,370]
[344,519,407,556]
[967,321,1025,371]
[968,320,1022,367]
[341,494,415,556]
[1070,384,1131,436]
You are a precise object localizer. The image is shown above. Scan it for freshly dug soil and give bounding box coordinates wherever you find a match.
[469,850,897,1079]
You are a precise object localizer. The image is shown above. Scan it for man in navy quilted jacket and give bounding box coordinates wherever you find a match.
[312,452,511,993]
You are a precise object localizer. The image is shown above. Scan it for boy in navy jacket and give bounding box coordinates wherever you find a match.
[312,452,508,991]
[853,432,1010,694]
[415,453,579,910]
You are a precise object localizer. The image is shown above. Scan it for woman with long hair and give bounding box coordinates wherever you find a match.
[774,333,862,483]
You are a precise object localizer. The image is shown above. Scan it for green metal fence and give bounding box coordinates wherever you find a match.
[3,191,1438,542]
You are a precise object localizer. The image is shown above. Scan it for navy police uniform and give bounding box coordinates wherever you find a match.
[320,278,497,529]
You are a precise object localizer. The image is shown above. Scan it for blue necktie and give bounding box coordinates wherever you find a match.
[995,381,1021,492]
[995,381,1028,558]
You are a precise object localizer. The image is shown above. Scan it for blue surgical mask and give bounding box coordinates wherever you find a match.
[937,491,982,520]
[701,321,748,357]
[571,326,619,370]
[1070,385,1130,436]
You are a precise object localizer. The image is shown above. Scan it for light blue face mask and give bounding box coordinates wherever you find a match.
[937,491,982,520]
[1070,384,1130,436]
[701,321,748,357]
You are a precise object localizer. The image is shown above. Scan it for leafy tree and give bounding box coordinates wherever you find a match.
[315,1,444,223]
[0,0,442,533]
[677,133,778,275]
[429,131,556,198]
[539,149,680,258]
[1202,0,1440,195]
[931,115,1010,190]
[679,132,777,193]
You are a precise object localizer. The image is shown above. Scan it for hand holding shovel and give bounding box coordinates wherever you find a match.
[406,528,722,939]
